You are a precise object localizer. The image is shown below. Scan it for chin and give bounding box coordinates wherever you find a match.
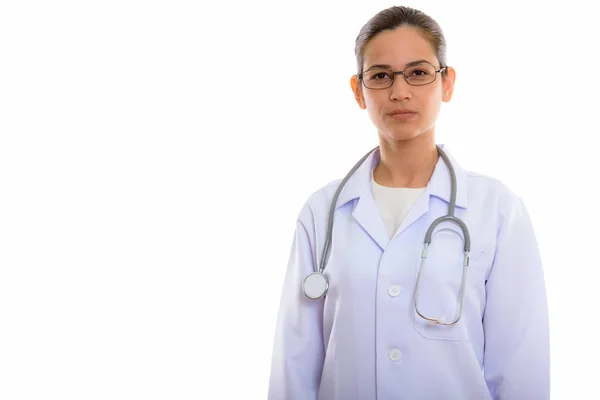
[381,128,423,142]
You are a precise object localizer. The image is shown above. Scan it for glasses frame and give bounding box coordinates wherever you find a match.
[358,61,448,89]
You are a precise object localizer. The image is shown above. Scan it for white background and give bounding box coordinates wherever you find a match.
[0,0,597,398]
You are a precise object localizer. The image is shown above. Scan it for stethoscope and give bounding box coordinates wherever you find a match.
[302,145,471,325]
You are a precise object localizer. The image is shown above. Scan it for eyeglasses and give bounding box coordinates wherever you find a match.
[358,61,447,89]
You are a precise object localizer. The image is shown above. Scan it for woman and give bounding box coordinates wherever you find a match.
[268,6,549,400]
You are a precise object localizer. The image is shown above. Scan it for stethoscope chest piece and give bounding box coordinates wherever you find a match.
[303,272,329,300]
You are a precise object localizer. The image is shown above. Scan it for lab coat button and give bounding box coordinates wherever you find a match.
[389,349,402,361]
[388,285,401,297]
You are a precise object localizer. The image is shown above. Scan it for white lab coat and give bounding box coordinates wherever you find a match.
[268,145,550,400]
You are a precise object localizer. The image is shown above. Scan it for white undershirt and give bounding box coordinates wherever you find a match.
[371,171,426,239]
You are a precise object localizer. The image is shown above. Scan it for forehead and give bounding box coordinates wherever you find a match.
[362,26,437,69]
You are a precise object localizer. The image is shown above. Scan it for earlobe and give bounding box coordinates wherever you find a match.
[350,75,367,109]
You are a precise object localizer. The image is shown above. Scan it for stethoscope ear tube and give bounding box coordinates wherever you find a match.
[318,146,379,275]
[424,215,471,253]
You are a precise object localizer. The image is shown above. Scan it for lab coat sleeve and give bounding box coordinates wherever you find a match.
[483,196,550,399]
[267,215,325,400]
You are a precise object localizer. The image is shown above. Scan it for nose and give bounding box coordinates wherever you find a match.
[389,74,412,101]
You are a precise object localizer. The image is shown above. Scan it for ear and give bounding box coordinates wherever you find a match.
[350,75,367,109]
[441,67,456,102]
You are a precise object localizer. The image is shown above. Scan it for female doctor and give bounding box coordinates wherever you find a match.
[268,6,549,400]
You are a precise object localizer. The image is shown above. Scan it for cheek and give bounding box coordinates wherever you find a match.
[363,95,385,121]
[363,93,380,110]
[421,91,443,118]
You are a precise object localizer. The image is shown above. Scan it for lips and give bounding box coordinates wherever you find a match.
[388,110,417,120]
[388,109,416,115]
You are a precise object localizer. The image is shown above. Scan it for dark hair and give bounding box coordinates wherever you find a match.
[354,6,447,76]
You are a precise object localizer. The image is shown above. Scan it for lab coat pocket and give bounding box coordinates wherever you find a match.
[413,228,471,341]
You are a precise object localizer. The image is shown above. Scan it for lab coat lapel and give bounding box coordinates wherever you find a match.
[351,191,390,250]
[335,148,389,251]
[393,188,431,237]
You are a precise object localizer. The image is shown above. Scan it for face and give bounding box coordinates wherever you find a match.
[350,26,455,143]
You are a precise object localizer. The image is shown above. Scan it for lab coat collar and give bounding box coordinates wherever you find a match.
[335,144,468,210]
[334,144,468,249]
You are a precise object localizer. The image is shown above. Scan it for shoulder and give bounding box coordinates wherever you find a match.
[294,179,342,230]
[464,169,528,218]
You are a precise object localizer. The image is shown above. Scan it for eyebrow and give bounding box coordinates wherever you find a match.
[364,59,435,71]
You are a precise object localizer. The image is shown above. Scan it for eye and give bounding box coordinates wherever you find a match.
[410,69,429,76]
[369,71,391,80]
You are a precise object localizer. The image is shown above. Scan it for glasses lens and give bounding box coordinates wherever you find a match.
[362,68,393,89]
[405,63,436,85]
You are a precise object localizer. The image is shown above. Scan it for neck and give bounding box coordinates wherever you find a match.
[373,131,438,188]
